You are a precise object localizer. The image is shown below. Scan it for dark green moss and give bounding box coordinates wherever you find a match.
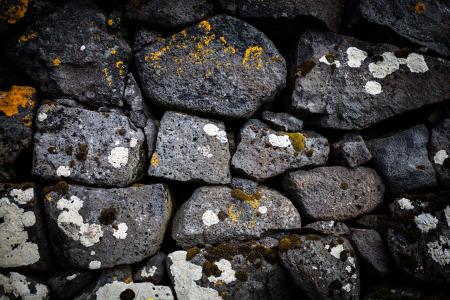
[298,59,316,76]
[235,270,248,282]
[202,261,221,277]
[65,145,73,155]
[75,143,88,161]
[186,247,200,261]
[43,181,69,196]
[340,182,349,190]
[48,146,58,154]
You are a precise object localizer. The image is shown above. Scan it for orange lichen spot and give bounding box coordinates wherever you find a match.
[198,20,212,32]
[107,18,113,26]
[0,0,29,24]
[180,29,187,37]
[123,276,133,284]
[242,46,263,69]
[219,36,236,54]
[18,31,38,43]
[45,193,52,203]
[150,152,159,168]
[22,114,32,127]
[115,61,124,75]
[0,85,35,117]
[52,57,62,66]
[227,204,240,223]
[231,189,261,210]
[103,68,112,86]
[415,2,426,13]
[110,49,117,55]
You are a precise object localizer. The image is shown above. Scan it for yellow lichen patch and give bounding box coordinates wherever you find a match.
[103,68,112,86]
[219,36,236,54]
[107,18,113,26]
[52,57,62,66]
[150,152,159,168]
[0,0,29,24]
[115,61,124,76]
[242,46,263,69]
[22,114,32,127]
[18,31,38,43]
[231,189,261,210]
[45,193,52,203]
[282,132,306,154]
[110,49,117,55]
[227,204,240,223]
[0,85,35,117]
[180,29,187,37]
[198,20,212,32]
[415,2,426,13]
[123,276,133,284]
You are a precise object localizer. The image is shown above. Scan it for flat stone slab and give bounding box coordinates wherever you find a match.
[44,183,173,270]
[290,30,450,129]
[429,118,450,186]
[332,132,372,168]
[149,111,231,184]
[33,103,146,187]
[135,15,286,119]
[0,271,49,299]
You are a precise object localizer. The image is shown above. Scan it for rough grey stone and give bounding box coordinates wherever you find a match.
[283,166,385,221]
[7,1,132,107]
[332,132,372,167]
[135,15,286,119]
[167,241,292,300]
[125,0,214,28]
[172,185,301,248]
[133,27,163,52]
[429,118,450,186]
[290,30,450,130]
[0,183,51,271]
[0,86,35,180]
[387,194,450,283]
[280,234,360,299]
[354,214,389,233]
[230,177,258,195]
[358,0,450,56]
[33,103,146,187]
[149,111,231,184]
[367,125,437,194]
[232,119,329,181]
[133,251,167,284]
[350,229,391,277]
[44,183,173,270]
[261,111,304,132]
[0,271,50,299]
[47,271,93,300]
[144,118,158,157]
[304,220,350,236]
[124,73,153,128]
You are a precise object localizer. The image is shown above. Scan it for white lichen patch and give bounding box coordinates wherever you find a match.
[197,145,213,158]
[434,150,449,165]
[203,123,228,144]
[112,222,128,239]
[427,236,450,266]
[0,197,40,268]
[258,206,268,214]
[89,260,101,269]
[66,274,78,280]
[80,45,86,51]
[414,213,439,233]
[398,198,414,210]
[207,259,236,284]
[319,55,341,68]
[0,272,49,299]
[444,206,450,227]
[345,266,352,273]
[130,138,138,148]
[56,195,104,247]
[56,166,71,177]
[202,210,219,226]
[342,283,352,292]
[37,112,47,122]
[406,53,429,73]
[369,52,428,78]
[95,280,174,300]
[168,251,221,300]
[346,47,367,68]
[329,244,344,259]
[108,147,129,168]
[141,266,157,278]
[267,134,291,148]
[365,81,382,95]
[9,188,34,205]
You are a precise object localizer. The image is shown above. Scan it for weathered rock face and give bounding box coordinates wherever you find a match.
[332,132,372,168]
[149,111,231,184]
[135,15,286,119]
[290,30,450,130]
[7,1,132,107]
[283,166,385,221]
[0,271,50,299]
[0,183,51,271]
[358,0,450,56]
[47,271,94,300]
[172,185,301,248]
[232,119,329,181]
[280,234,360,299]
[125,0,214,28]
[387,194,450,283]
[33,103,146,187]
[429,118,450,186]
[261,111,304,132]
[133,251,167,284]
[44,183,173,270]
[167,241,292,300]
[123,73,153,128]
[304,220,350,236]
[367,125,437,194]
[0,85,36,180]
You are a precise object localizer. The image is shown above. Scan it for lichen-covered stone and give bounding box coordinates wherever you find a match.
[290,30,450,129]
[44,183,173,270]
[135,15,286,119]
[232,119,329,181]
[280,234,360,299]
[133,27,163,52]
[172,185,301,248]
[7,1,132,107]
[0,183,51,271]
[358,0,450,56]
[387,194,450,283]
[47,271,94,300]
[367,125,437,194]
[332,132,372,168]
[429,118,450,187]
[133,251,167,284]
[123,73,153,128]
[33,103,146,187]
[0,85,36,180]
[261,111,304,132]
[283,166,385,221]
[0,271,49,299]
[149,111,231,184]
[304,220,350,236]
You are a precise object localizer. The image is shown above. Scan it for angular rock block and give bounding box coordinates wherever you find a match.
[429,118,450,186]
